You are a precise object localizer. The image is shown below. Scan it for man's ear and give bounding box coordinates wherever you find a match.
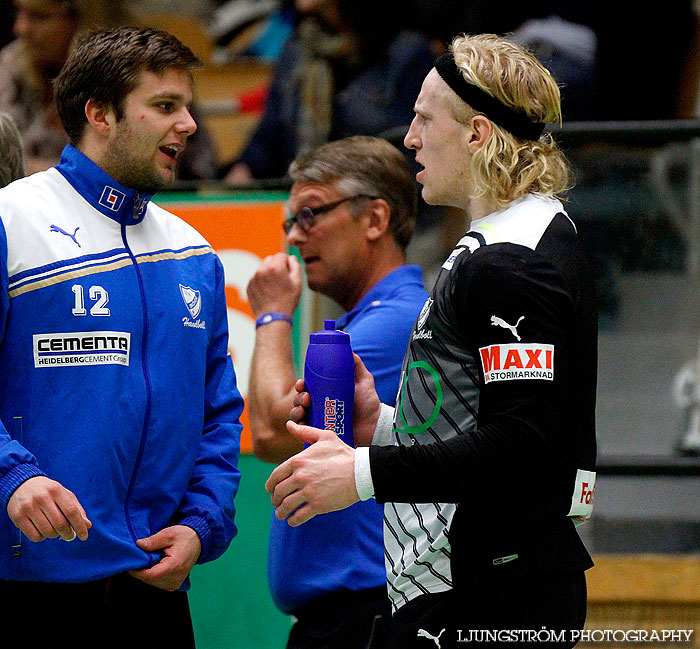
[84,99,114,136]
[365,198,391,242]
[467,114,493,152]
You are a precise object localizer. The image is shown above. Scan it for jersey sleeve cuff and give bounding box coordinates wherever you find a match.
[354,447,375,501]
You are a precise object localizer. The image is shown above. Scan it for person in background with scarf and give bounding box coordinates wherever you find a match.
[222,0,434,184]
[0,0,219,181]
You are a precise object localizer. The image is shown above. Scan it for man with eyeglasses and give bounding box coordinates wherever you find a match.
[247,135,428,649]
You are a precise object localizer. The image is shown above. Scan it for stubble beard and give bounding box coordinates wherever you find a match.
[102,127,174,195]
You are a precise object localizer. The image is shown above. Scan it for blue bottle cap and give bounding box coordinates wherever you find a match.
[309,319,351,344]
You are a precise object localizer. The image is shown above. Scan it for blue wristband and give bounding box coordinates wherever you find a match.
[256,312,293,328]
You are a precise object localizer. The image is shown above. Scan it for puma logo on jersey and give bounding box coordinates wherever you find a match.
[490,315,524,341]
[50,224,81,248]
[417,628,445,648]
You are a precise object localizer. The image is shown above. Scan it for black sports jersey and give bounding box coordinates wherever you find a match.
[368,194,598,611]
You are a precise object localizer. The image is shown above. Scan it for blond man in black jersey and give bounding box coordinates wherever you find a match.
[267,33,598,649]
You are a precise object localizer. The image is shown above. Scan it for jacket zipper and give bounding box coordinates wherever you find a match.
[11,417,22,558]
[120,204,153,544]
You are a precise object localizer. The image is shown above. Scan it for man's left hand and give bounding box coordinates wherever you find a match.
[128,525,201,591]
[265,422,359,526]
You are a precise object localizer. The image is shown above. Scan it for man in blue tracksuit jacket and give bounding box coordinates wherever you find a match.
[0,27,243,647]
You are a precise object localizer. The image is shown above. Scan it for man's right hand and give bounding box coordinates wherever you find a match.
[291,353,382,447]
[7,476,91,542]
[247,252,303,317]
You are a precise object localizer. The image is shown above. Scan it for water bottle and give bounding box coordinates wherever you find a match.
[304,319,354,446]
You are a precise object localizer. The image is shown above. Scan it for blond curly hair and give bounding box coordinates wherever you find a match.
[446,33,571,207]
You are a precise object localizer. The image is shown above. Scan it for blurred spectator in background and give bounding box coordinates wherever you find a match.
[0,111,25,186]
[0,0,219,180]
[0,0,125,175]
[405,0,695,122]
[222,0,434,184]
[207,0,296,63]
[509,15,596,122]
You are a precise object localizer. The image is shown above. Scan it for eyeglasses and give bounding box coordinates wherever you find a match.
[283,195,376,234]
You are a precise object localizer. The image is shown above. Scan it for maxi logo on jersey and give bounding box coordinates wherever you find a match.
[479,343,554,384]
[33,331,131,368]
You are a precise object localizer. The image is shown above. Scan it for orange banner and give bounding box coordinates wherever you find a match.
[159,194,288,453]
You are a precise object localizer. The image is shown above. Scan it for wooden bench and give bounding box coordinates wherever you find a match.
[583,555,700,647]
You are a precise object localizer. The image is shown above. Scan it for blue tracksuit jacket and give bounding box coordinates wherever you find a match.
[0,145,243,583]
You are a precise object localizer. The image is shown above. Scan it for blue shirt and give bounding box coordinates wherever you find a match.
[267,265,428,612]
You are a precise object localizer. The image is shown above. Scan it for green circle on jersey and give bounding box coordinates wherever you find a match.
[393,360,443,434]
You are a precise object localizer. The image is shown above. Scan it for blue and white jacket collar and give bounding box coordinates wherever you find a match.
[55,144,154,226]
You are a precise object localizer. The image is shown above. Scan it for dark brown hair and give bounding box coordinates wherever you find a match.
[54,26,201,144]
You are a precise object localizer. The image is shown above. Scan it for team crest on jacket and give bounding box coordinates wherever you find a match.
[180,284,206,329]
[180,284,202,318]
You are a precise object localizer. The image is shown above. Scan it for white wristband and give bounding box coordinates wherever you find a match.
[354,447,375,501]
[354,404,395,501]
[372,403,395,446]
